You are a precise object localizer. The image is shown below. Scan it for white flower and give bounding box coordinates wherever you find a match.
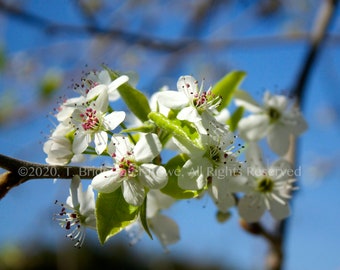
[157,76,222,123]
[43,122,84,165]
[86,73,129,102]
[238,143,296,222]
[125,190,179,250]
[91,134,168,206]
[56,73,128,122]
[176,120,244,213]
[235,90,308,156]
[71,91,125,155]
[54,175,96,248]
[56,96,86,122]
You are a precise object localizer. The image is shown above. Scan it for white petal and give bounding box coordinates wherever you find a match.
[267,125,290,156]
[122,179,145,206]
[177,107,201,123]
[264,91,287,112]
[149,214,180,249]
[86,84,108,101]
[234,90,262,113]
[214,108,230,123]
[79,185,96,229]
[238,194,266,223]
[94,131,108,155]
[147,190,175,218]
[134,133,162,163]
[109,135,133,159]
[238,114,270,141]
[91,170,122,193]
[94,90,109,112]
[282,109,308,135]
[245,141,265,170]
[269,197,290,220]
[69,175,81,208]
[178,158,211,190]
[104,111,125,130]
[98,70,112,84]
[72,133,91,154]
[269,159,292,180]
[138,164,168,189]
[210,179,235,212]
[157,91,189,110]
[108,75,129,92]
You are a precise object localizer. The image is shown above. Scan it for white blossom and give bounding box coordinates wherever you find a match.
[43,122,84,165]
[238,143,296,222]
[70,90,125,155]
[54,175,96,248]
[91,134,168,206]
[235,90,308,156]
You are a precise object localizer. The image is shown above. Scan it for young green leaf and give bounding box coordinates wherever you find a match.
[161,154,202,199]
[96,188,139,244]
[139,196,153,240]
[211,71,246,111]
[148,111,203,150]
[105,67,151,122]
[227,106,245,132]
[121,121,156,133]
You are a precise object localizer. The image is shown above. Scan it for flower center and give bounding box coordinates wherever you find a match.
[267,107,281,123]
[54,200,85,248]
[112,151,139,178]
[208,145,222,163]
[192,90,221,112]
[256,176,274,193]
[80,108,100,131]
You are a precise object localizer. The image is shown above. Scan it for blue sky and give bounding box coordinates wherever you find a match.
[0,1,340,269]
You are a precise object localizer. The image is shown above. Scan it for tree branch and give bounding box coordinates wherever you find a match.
[0,153,103,200]
[268,1,339,270]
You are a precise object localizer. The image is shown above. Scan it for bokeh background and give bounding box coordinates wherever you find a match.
[0,1,340,269]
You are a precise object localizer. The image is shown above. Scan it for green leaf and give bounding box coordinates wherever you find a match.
[105,67,151,122]
[227,106,245,132]
[211,71,246,111]
[121,121,156,133]
[96,188,139,244]
[161,154,201,199]
[148,111,203,150]
[139,197,153,239]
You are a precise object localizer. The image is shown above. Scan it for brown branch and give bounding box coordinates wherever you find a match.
[0,0,190,52]
[0,153,104,200]
[268,1,339,270]
[1,0,340,55]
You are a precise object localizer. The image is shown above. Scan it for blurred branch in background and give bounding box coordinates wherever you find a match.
[0,0,339,269]
[273,1,339,270]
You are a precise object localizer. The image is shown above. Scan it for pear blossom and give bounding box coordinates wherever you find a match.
[157,76,223,124]
[43,122,84,165]
[54,175,96,248]
[70,90,126,155]
[125,190,179,250]
[176,120,243,204]
[235,90,308,156]
[238,143,296,222]
[91,134,168,206]
[56,73,128,122]
[85,74,129,102]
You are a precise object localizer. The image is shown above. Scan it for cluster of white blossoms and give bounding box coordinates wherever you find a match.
[44,68,307,249]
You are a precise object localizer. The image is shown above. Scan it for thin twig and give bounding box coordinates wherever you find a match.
[268,1,339,270]
[0,153,104,199]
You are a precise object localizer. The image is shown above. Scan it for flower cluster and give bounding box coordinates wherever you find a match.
[45,68,307,249]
